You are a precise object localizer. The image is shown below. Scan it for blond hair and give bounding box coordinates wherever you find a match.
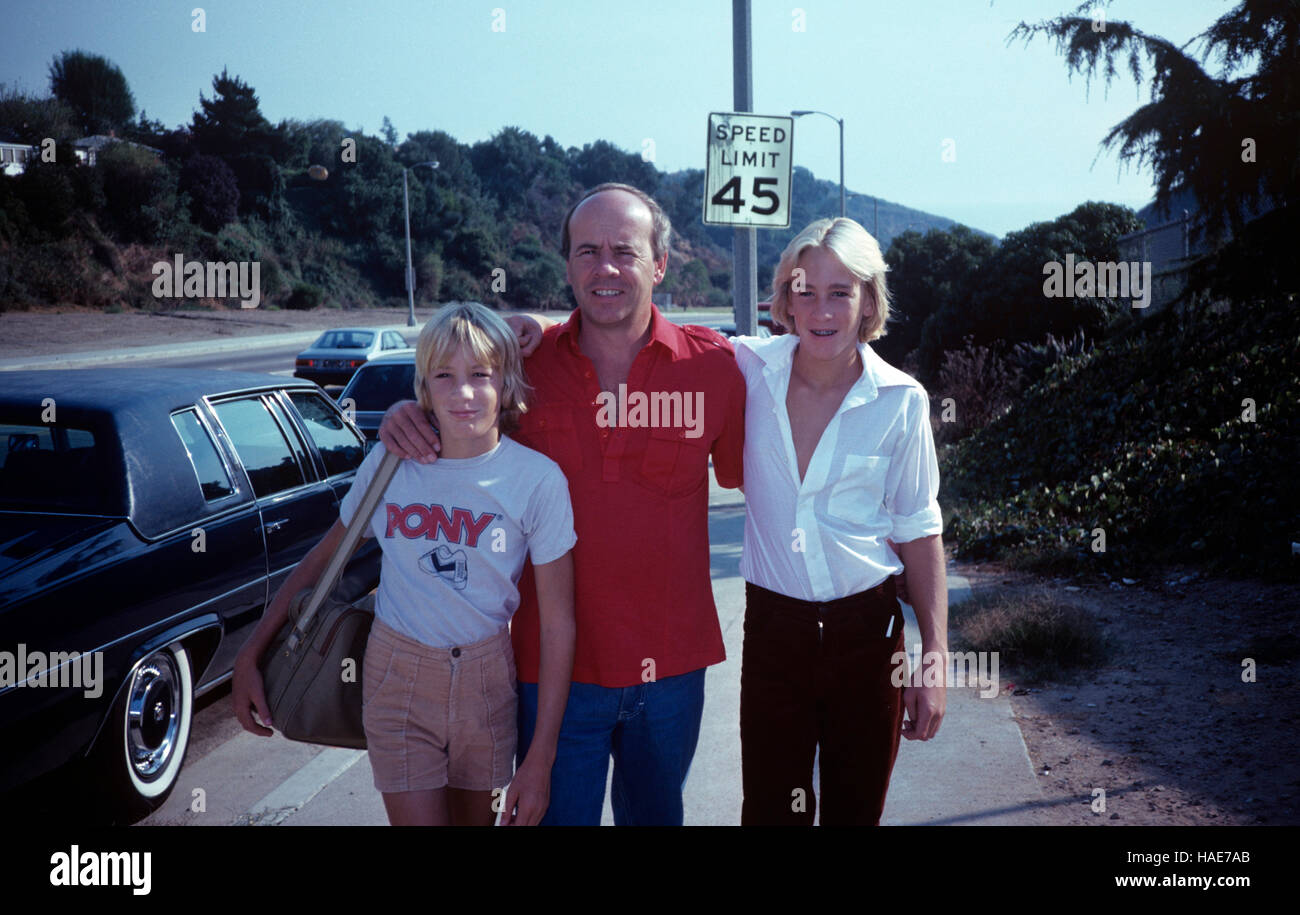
[770,217,891,342]
[414,303,530,433]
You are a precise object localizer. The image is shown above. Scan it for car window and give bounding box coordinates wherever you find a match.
[212,398,306,498]
[318,331,374,350]
[170,409,235,501]
[288,391,365,477]
[343,363,417,412]
[266,396,315,480]
[385,332,407,350]
[0,421,112,513]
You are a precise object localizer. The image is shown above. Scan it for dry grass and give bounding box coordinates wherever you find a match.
[952,585,1110,682]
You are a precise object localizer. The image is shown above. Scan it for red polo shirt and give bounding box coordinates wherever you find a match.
[510,305,746,687]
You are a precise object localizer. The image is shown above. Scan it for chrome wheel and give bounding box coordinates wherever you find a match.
[95,642,193,820]
[125,652,183,782]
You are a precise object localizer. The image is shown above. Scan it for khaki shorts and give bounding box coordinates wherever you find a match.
[361,618,517,793]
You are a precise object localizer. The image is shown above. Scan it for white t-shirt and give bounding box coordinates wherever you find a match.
[732,333,943,602]
[339,437,576,648]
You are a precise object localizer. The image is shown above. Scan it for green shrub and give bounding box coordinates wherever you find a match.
[940,295,1300,578]
[284,281,324,310]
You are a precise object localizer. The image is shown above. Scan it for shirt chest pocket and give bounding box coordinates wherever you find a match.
[826,454,891,523]
[640,425,709,497]
[529,406,584,474]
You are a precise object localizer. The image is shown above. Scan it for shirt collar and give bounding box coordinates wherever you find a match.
[555,304,688,361]
[749,333,894,408]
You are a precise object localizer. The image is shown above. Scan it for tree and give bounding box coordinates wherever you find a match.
[569,140,659,194]
[1009,1,1299,247]
[97,142,176,242]
[880,225,996,367]
[48,50,136,136]
[0,83,79,146]
[911,202,1141,384]
[468,127,572,223]
[13,161,76,237]
[381,116,399,148]
[180,154,240,230]
[191,68,277,160]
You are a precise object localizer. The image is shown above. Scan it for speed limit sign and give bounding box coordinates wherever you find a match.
[703,112,794,228]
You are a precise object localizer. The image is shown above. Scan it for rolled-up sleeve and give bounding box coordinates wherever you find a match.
[885,386,943,542]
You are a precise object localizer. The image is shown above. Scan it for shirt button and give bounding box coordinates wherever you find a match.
[451,647,461,658]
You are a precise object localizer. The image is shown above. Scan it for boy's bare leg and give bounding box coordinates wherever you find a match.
[382,789,449,826]
[448,788,498,826]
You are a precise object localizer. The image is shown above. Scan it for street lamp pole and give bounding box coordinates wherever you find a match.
[791,109,844,218]
[402,160,439,327]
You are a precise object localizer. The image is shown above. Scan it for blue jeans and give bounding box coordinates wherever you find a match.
[517,668,707,826]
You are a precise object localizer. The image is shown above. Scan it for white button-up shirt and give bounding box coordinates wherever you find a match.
[734,334,943,602]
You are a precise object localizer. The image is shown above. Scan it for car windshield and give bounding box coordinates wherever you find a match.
[315,331,374,350]
[0,421,116,514]
[344,364,417,411]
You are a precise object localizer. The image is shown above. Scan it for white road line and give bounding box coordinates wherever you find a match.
[240,747,365,826]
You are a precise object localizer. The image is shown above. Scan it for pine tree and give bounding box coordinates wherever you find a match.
[191,68,276,159]
[1010,1,1299,246]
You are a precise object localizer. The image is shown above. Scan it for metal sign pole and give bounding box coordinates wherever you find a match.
[732,0,757,337]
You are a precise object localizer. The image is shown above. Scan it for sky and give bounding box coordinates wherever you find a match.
[0,0,1235,237]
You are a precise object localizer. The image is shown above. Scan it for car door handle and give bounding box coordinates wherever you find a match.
[263,519,289,534]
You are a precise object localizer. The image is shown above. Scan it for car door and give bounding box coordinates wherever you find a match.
[280,389,379,599]
[167,405,268,689]
[207,394,341,675]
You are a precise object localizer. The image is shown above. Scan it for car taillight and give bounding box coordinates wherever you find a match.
[296,358,313,367]
[350,359,365,367]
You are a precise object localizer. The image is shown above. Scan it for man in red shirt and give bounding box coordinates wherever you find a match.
[379,183,746,825]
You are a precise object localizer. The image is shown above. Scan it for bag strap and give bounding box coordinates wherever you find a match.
[287,447,401,651]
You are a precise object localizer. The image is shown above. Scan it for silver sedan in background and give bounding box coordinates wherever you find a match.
[293,327,411,387]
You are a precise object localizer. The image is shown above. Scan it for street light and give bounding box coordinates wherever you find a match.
[402,160,440,327]
[791,109,844,218]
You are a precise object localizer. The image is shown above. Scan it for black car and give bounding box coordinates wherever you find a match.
[337,350,417,445]
[0,369,380,822]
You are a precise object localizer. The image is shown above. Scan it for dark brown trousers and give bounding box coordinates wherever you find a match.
[740,579,906,826]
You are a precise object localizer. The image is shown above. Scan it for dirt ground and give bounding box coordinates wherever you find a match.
[956,559,1300,825]
[6,305,1298,826]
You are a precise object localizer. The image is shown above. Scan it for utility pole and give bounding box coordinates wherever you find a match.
[732,0,757,336]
